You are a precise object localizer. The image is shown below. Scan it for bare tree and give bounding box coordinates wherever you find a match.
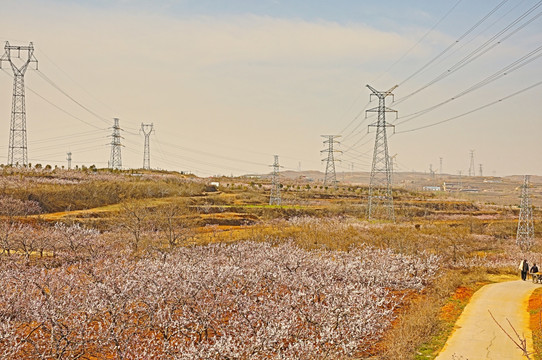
[154,202,196,249]
[0,196,41,256]
[119,201,151,253]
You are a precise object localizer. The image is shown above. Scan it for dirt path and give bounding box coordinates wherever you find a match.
[436,280,540,359]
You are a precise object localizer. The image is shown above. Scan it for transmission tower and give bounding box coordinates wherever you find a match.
[0,42,38,166]
[366,84,398,221]
[109,118,123,170]
[389,154,398,185]
[269,155,281,206]
[140,123,154,170]
[468,150,475,176]
[479,164,483,177]
[517,175,534,250]
[66,151,72,170]
[321,135,341,189]
[439,157,443,176]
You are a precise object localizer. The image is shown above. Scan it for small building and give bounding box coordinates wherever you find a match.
[443,182,460,192]
[423,186,441,191]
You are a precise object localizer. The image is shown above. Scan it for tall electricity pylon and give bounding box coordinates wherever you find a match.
[468,150,475,176]
[140,123,154,170]
[109,118,123,170]
[66,151,72,170]
[366,84,398,221]
[269,155,281,206]
[517,175,534,250]
[0,42,38,166]
[321,135,341,189]
[389,153,398,185]
[439,157,443,176]
[479,164,483,177]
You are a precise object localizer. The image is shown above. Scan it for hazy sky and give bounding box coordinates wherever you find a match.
[0,0,541,176]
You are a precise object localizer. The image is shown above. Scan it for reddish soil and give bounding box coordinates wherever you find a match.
[528,287,542,359]
[439,286,475,322]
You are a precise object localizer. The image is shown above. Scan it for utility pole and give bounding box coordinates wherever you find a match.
[439,157,443,176]
[468,150,475,176]
[0,41,38,166]
[321,135,341,189]
[269,155,281,206]
[366,84,398,221]
[109,118,123,170]
[517,175,534,250]
[140,123,154,170]
[479,164,483,177]
[66,151,72,170]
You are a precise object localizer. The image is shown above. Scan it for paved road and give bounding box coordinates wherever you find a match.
[436,280,540,360]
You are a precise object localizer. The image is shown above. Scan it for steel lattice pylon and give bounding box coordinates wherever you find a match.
[366,85,398,221]
[517,175,534,250]
[269,155,281,206]
[66,152,72,169]
[321,135,341,189]
[140,123,154,170]
[109,118,123,170]
[0,42,38,166]
[468,150,475,176]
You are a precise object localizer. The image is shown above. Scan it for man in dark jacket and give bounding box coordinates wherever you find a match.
[531,263,539,281]
[521,259,529,281]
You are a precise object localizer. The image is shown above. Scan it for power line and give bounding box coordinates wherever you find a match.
[395,42,542,126]
[29,129,104,144]
[1,68,106,130]
[149,137,261,175]
[35,70,111,125]
[418,0,529,77]
[397,0,542,103]
[339,101,371,138]
[396,79,542,134]
[373,0,464,83]
[398,0,510,87]
[36,48,118,114]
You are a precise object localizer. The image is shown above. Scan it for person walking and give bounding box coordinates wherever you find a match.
[531,263,539,281]
[520,259,529,281]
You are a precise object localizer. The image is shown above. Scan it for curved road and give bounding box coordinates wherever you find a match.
[436,280,540,360]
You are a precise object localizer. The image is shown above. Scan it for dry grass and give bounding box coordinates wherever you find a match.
[377,269,502,360]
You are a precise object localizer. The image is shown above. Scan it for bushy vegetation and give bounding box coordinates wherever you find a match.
[0,168,206,212]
